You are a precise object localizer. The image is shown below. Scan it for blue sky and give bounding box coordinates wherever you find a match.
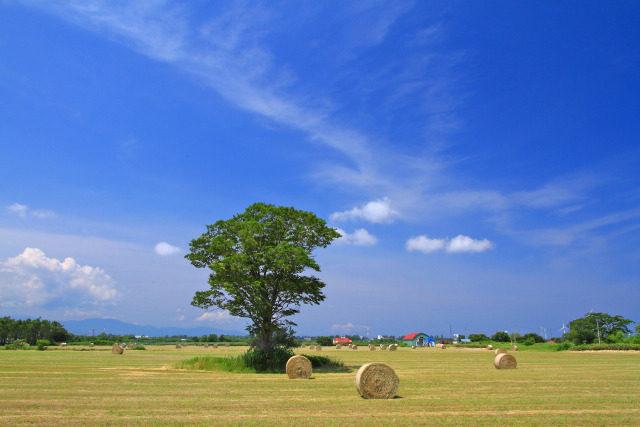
[1,1,639,338]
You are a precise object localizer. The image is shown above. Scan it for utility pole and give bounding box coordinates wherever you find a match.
[596,318,601,344]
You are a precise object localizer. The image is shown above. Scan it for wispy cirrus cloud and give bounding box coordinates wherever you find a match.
[7,203,56,219]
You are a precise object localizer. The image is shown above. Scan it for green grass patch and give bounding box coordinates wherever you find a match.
[571,343,640,351]
[299,353,346,370]
[174,355,256,373]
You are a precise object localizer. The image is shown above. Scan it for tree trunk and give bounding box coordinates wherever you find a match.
[260,327,273,352]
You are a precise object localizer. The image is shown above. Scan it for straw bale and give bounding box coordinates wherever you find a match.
[355,362,399,399]
[301,344,306,348]
[111,344,124,354]
[487,345,493,350]
[89,343,94,348]
[176,344,182,349]
[379,344,386,351]
[411,345,416,349]
[495,348,508,355]
[213,344,218,348]
[389,344,398,351]
[369,344,376,351]
[511,345,519,351]
[286,355,312,379]
[352,345,358,350]
[336,344,342,349]
[494,353,517,369]
[316,345,322,351]
[204,344,208,348]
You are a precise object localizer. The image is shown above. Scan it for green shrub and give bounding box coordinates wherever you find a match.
[241,347,294,373]
[571,343,640,351]
[554,342,573,351]
[129,345,146,350]
[36,339,51,351]
[174,356,254,373]
[299,354,344,369]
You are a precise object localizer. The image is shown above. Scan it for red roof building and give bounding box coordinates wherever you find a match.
[332,337,353,344]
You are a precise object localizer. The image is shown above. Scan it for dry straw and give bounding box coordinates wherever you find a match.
[301,344,306,348]
[369,344,376,351]
[355,362,399,399]
[512,345,519,351]
[308,345,315,350]
[487,345,493,350]
[411,345,416,349]
[213,344,218,348]
[286,355,312,379]
[389,344,398,351]
[316,345,322,351]
[494,353,517,369]
[336,344,342,349]
[111,344,124,355]
[379,344,386,351]
[176,344,182,349]
[352,345,358,350]
[495,348,508,355]
[89,343,94,348]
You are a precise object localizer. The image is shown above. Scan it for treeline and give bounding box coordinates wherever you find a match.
[0,316,70,346]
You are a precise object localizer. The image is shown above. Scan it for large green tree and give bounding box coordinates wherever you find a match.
[186,203,340,352]
[567,312,634,345]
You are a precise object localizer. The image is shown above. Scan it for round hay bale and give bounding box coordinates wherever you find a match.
[389,344,398,351]
[301,344,306,348]
[440,344,446,349]
[286,355,312,379]
[352,345,358,350]
[336,344,342,349]
[213,344,218,348]
[379,344,386,351]
[60,343,67,347]
[176,344,182,349]
[487,345,493,350]
[355,362,399,399]
[89,343,94,348]
[494,353,517,369]
[111,344,124,355]
[511,345,519,351]
[348,344,352,349]
[308,345,314,350]
[127,343,134,348]
[204,344,208,348]
[316,345,322,351]
[495,348,508,355]
[411,345,416,349]
[369,344,376,351]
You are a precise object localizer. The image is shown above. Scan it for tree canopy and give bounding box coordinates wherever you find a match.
[567,312,634,345]
[185,203,340,352]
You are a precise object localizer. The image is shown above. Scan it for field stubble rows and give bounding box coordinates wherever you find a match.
[1,345,639,425]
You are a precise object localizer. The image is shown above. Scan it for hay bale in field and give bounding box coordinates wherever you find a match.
[286,355,312,379]
[511,345,519,351]
[487,345,493,350]
[308,345,315,350]
[369,344,376,351]
[176,344,182,349]
[213,344,218,348]
[495,348,507,355]
[89,343,94,348]
[352,345,358,350]
[389,344,398,351]
[379,344,386,351]
[494,353,517,369]
[316,345,322,351]
[60,343,66,347]
[411,345,416,349]
[204,344,208,348]
[301,343,306,348]
[127,343,134,348]
[225,343,230,347]
[111,344,124,354]
[355,362,399,399]
[336,344,342,349]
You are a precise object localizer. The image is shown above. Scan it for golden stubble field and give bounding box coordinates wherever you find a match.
[1,345,639,425]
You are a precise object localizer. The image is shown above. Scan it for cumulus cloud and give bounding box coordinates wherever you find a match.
[331,198,398,224]
[0,248,120,309]
[334,228,378,246]
[154,242,181,256]
[7,203,55,219]
[196,311,231,322]
[406,235,494,254]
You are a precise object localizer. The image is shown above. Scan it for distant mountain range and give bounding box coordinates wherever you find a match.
[60,318,244,337]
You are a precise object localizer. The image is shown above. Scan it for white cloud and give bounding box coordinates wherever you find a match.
[334,228,378,246]
[0,247,120,309]
[154,242,181,256]
[446,235,494,253]
[406,235,494,254]
[8,203,28,218]
[405,235,446,254]
[331,198,398,223]
[7,203,55,219]
[196,311,231,322]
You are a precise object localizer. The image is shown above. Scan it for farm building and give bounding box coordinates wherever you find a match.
[402,333,435,347]
[332,337,352,345]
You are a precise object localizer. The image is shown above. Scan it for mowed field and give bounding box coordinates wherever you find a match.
[1,345,639,425]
